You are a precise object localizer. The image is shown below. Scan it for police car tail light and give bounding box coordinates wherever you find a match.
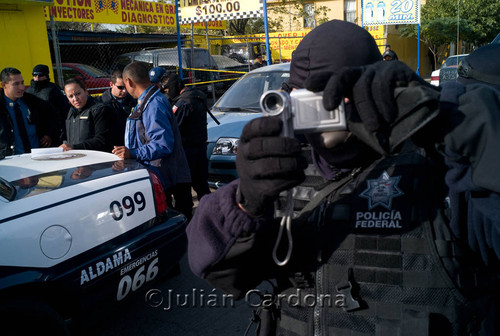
[149,171,168,214]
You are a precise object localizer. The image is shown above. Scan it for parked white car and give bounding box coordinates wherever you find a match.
[0,149,187,334]
[430,54,468,86]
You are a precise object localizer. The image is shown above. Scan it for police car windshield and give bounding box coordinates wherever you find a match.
[213,71,290,111]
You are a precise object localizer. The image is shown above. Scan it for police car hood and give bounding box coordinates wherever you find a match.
[207,111,262,143]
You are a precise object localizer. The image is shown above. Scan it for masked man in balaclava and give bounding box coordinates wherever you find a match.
[186,20,499,335]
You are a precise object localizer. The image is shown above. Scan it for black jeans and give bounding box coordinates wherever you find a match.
[166,182,193,221]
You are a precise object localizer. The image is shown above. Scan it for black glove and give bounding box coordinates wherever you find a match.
[236,116,308,217]
[305,61,440,155]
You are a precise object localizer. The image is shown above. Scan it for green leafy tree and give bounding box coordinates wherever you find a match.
[228,18,250,35]
[460,0,500,44]
[228,17,281,35]
[228,1,331,35]
[269,0,331,32]
[400,0,500,69]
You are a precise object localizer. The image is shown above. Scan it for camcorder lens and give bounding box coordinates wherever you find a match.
[262,92,285,116]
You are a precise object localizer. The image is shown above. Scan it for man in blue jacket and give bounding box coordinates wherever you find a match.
[112,62,192,219]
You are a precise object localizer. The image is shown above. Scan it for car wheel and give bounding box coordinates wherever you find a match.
[0,298,70,336]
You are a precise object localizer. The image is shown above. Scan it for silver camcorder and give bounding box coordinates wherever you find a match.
[260,89,346,137]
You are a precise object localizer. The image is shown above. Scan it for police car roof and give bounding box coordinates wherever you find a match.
[0,150,119,182]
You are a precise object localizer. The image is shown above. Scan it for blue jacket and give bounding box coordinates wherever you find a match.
[126,86,191,189]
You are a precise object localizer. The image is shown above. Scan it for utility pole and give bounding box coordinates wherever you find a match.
[457,0,460,55]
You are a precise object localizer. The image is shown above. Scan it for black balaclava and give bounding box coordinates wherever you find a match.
[288,20,382,89]
[30,64,51,92]
[30,78,50,92]
[457,44,500,91]
[287,20,382,172]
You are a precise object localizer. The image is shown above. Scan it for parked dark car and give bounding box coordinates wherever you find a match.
[113,47,218,94]
[53,63,110,95]
[211,55,250,94]
[207,63,290,188]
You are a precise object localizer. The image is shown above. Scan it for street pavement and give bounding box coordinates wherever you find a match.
[78,188,257,336]
[79,255,255,336]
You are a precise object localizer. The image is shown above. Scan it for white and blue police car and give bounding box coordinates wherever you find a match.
[0,149,187,334]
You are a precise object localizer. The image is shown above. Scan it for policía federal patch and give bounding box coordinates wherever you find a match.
[354,170,406,232]
[359,171,404,210]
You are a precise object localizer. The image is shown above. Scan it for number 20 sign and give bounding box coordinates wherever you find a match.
[179,0,263,25]
[362,0,420,26]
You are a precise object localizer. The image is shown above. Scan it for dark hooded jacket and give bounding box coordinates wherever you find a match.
[96,89,137,146]
[25,79,71,141]
[171,86,208,147]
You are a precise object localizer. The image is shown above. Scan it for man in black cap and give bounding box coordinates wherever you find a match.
[186,20,499,335]
[382,49,397,61]
[96,66,137,146]
[25,64,70,145]
[251,54,265,70]
[1,67,56,157]
[384,44,399,60]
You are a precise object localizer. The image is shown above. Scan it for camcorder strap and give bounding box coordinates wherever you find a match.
[128,86,160,146]
[272,166,364,267]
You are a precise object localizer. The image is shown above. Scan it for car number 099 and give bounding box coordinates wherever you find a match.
[117,258,159,301]
[110,191,146,221]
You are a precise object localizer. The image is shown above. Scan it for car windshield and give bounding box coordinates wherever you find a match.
[213,70,290,111]
[442,55,467,68]
[492,32,500,43]
[212,55,247,69]
[75,64,108,78]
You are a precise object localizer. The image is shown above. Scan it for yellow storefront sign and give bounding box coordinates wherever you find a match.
[180,20,227,30]
[45,0,177,27]
[362,0,420,26]
[225,30,311,61]
[365,25,386,53]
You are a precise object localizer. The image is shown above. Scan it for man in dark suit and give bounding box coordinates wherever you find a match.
[0,67,56,157]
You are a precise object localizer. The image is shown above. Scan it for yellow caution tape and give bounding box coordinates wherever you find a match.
[184,67,248,74]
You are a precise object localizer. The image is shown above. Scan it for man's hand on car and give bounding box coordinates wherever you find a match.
[112,146,131,159]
